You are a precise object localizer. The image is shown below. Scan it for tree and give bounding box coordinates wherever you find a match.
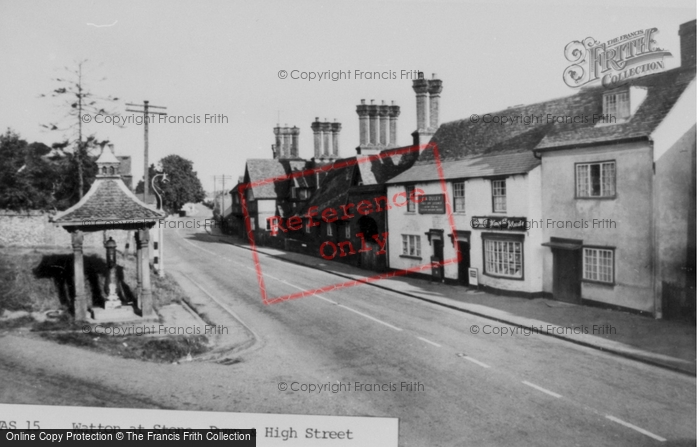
[136,155,206,214]
[40,59,121,198]
[0,129,59,210]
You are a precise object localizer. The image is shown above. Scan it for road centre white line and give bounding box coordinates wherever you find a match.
[458,354,491,369]
[605,415,666,442]
[336,304,403,332]
[417,337,442,348]
[522,381,562,398]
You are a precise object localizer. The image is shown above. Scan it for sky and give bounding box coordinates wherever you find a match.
[0,0,695,194]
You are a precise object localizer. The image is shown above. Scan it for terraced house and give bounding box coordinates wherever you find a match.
[535,20,696,319]
[386,20,696,319]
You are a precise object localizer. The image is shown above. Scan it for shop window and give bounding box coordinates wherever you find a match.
[583,247,614,283]
[576,161,616,198]
[483,237,522,279]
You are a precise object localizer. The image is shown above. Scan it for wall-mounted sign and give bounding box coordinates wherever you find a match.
[470,216,528,231]
[418,194,445,214]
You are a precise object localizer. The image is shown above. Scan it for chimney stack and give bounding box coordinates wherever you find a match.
[311,118,340,160]
[379,101,389,146]
[282,124,291,157]
[428,74,443,131]
[679,20,696,69]
[273,124,301,160]
[321,120,332,156]
[356,99,401,154]
[412,73,442,147]
[331,120,341,157]
[368,100,379,146]
[357,100,370,146]
[290,126,300,158]
[412,75,429,133]
[389,101,400,147]
[311,118,323,159]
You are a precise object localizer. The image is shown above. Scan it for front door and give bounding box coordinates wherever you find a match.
[457,241,470,286]
[432,240,444,280]
[552,248,581,304]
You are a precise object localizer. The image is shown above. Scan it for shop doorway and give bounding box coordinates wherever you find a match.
[552,248,581,304]
[457,241,470,286]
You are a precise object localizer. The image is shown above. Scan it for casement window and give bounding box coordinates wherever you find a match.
[603,90,630,120]
[402,234,421,257]
[492,180,506,213]
[576,161,616,198]
[453,182,465,213]
[406,185,416,213]
[583,247,614,284]
[483,237,523,279]
[326,223,333,237]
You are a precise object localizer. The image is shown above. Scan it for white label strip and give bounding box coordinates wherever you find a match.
[0,404,398,447]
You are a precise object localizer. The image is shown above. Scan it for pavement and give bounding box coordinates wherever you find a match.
[210,228,696,376]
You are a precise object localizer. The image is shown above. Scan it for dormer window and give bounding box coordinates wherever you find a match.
[603,89,630,121]
[599,86,647,126]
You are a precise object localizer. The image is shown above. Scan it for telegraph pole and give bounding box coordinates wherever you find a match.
[126,101,167,201]
[212,175,233,223]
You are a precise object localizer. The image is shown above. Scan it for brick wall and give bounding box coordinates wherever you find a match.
[0,211,131,249]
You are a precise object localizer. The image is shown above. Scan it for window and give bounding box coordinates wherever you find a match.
[453,182,465,213]
[345,224,351,239]
[401,234,421,257]
[406,186,416,213]
[492,180,506,212]
[298,188,311,200]
[484,238,522,278]
[603,90,630,120]
[326,223,333,237]
[576,161,616,198]
[583,248,614,283]
[305,220,311,233]
[246,188,254,202]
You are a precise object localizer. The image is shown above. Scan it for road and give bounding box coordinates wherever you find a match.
[162,212,696,446]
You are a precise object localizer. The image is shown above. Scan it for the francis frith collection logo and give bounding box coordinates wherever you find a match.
[563,27,672,89]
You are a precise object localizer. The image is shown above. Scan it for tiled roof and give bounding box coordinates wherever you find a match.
[298,148,420,216]
[244,159,310,200]
[387,151,541,184]
[299,159,354,214]
[52,178,164,226]
[394,66,695,183]
[535,67,696,149]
